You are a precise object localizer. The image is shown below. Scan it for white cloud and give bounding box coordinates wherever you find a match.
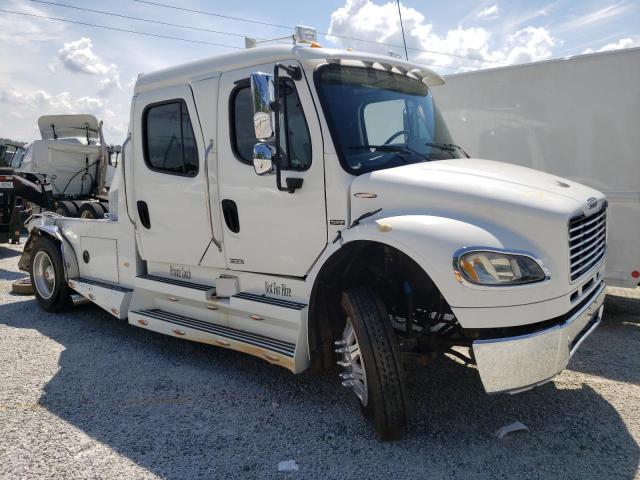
[0,86,126,142]
[478,5,499,20]
[503,26,555,64]
[327,0,556,72]
[57,37,121,95]
[557,2,632,33]
[58,37,111,75]
[99,73,122,95]
[582,37,640,54]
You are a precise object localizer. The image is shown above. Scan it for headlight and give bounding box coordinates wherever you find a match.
[454,249,548,286]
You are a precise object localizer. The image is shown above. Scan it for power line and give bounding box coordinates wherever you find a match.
[28,0,267,41]
[133,0,291,29]
[0,8,242,49]
[0,7,461,71]
[132,0,506,65]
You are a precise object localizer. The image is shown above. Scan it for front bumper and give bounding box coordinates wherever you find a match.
[473,283,606,394]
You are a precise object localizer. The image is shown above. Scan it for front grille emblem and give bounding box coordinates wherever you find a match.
[586,197,598,209]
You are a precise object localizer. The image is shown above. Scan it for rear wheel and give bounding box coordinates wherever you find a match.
[30,236,72,312]
[55,200,78,217]
[337,287,408,440]
[79,202,104,219]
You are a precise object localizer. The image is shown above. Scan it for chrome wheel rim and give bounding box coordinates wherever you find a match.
[80,210,94,219]
[33,250,56,300]
[338,317,368,406]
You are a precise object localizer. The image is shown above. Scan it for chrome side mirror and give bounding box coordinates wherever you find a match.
[253,143,274,175]
[250,72,275,140]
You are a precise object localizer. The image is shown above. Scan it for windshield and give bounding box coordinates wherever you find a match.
[316,64,465,175]
[10,147,26,168]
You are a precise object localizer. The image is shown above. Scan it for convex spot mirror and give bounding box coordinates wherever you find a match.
[253,143,274,175]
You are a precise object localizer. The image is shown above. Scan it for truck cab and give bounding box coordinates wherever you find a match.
[20,34,607,440]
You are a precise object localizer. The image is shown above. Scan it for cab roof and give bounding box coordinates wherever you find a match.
[134,45,445,93]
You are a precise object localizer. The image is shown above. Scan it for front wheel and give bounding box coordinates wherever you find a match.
[337,287,408,440]
[30,236,72,312]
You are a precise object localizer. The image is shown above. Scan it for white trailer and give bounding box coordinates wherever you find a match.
[434,47,640,288]
[19,30,607,440]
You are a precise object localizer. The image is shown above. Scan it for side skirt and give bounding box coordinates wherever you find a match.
[130,308,297,372]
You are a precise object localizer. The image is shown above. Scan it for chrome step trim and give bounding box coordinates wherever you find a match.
[75,277,132,293]
[233,292,307,310]
[132,308,295,357]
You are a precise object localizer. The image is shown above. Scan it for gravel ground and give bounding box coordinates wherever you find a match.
[1,240,639,479]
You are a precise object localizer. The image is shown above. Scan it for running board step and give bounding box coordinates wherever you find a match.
[135,274,216,302]
[68,277,133,319]
[130,308,296,371]
[230,292,308,324]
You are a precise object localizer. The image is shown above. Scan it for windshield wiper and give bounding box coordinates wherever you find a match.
[425,142,469,157]
[349,144,430,162]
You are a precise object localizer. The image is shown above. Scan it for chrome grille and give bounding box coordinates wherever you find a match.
[568,205,607,282]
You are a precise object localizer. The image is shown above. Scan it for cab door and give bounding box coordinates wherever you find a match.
[132,85,211,267]
[217,63,327,277]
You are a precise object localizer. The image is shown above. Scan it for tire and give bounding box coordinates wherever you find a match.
[99,201,109,213]
[55,200,78,217]
[338,287,408,440]
[79,202,104,219]
[30,236,72,312]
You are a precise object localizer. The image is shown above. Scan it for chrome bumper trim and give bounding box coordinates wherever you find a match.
[473,284,606,394]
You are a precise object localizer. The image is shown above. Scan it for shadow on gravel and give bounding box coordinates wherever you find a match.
[0,268,28,282]
[569,292,640,385]
[0,246,21,259]
[604,292,640,324]
[0,300,638,479]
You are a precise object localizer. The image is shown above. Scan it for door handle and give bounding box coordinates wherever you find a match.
[137,201,151,229]
[221,199,239,233]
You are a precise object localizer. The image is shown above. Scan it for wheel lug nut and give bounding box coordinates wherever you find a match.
[340,373,353,380]
[341,380,355,388]
[337,361,350,368]
[334,340,347,347]
[335,347,349,354]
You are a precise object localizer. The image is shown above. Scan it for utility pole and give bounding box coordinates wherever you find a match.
[396,0,409,61]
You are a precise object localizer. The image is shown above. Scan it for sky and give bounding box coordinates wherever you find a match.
[0,0,638,143]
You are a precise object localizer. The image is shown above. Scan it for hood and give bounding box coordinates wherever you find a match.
[350,158,605,222]
[350,159,606,306]
[38,114,100,141]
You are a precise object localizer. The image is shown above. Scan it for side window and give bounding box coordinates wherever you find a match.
[363,99,406,145]
[231,79,312,170]
[231,87,256,162]
[143,100,198,176]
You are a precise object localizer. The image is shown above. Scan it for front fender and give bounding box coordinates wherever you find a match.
[336,214,560,310]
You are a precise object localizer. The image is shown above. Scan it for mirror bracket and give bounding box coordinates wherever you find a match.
[276,63,302,81]
[285,177,304,194]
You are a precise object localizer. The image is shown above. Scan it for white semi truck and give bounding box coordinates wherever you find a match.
[435,47,639,288]
[12,114,118,219]
[19,30,607,440]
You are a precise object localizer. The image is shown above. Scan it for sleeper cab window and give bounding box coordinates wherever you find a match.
[231,79,312,171]
[143,100,199,176]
